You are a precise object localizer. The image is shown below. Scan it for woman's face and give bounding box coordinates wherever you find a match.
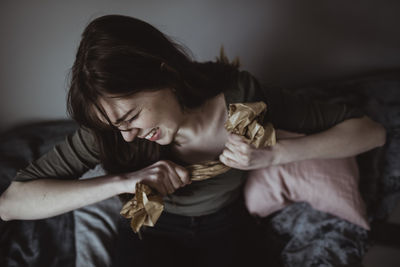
[99,88,185,145]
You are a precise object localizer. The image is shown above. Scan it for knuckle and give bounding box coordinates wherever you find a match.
[153,167,165,176]
[165,160,174,166]
[153,160,162,166]
[153,166,162,172]
[158,160,169,166]
[150,174,160,183]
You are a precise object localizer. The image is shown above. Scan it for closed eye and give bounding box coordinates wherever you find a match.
[127,112,140,122]
[117,111,141,131]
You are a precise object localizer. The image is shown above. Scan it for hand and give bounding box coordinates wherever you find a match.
[125,160,191,196]
[219,133,281,170]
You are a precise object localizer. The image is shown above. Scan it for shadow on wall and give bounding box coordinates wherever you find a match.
[250,1,400,88]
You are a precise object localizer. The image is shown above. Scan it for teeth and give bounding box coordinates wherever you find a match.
[145,128,157,140]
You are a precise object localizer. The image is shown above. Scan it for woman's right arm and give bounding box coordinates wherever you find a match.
[0,160,190,221]
[0,126,190,221]
[0,173,132,221]
[0,127,107,220]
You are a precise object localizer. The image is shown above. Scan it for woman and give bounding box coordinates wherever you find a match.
[0,15,386,266]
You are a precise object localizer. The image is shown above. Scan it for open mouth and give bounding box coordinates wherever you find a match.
[144,127,160,141]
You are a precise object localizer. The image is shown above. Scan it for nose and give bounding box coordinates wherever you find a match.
[120,128,139,142]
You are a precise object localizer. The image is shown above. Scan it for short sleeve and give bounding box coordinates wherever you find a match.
[14,127,101,182]
[235,71,365,134]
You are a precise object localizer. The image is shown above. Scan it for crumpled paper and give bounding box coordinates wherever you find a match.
[120,183,164,233]
[120,101,276,233]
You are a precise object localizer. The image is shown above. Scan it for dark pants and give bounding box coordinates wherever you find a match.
[112,195,275,267]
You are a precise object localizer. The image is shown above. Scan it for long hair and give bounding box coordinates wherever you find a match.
[67,14,239,174]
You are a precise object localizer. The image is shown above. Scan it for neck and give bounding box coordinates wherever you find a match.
[173,93,226,146]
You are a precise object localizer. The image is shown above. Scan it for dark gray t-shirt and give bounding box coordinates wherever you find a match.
[14,70,364,216]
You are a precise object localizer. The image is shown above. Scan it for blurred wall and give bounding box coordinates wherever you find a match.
[1,0,400,132]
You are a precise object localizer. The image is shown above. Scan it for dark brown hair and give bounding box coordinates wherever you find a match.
[67,14,239,174]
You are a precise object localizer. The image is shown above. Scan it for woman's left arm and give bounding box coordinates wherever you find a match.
[277,115,386,164]
[219,116,386,170]
[223,71,387,170]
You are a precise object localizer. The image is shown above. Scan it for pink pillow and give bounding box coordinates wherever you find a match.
[244,130,370,230]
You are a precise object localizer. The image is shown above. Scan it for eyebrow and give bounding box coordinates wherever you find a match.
[113,108,135,125]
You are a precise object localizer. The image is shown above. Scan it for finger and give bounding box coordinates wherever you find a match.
[148,180,167,196]
[228,133,244,141]
[225,142,248,156]
[163,176,175,195]
[174,165,191,185]
[158,184,168,197]
[228,133,248,144]
[165,161,190,187]
[227,135,252,150]
[225,142,252,163]
[219,154,241,169]
[166,164,185,189]
[221,148,245,163]
[158,161,184,189]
